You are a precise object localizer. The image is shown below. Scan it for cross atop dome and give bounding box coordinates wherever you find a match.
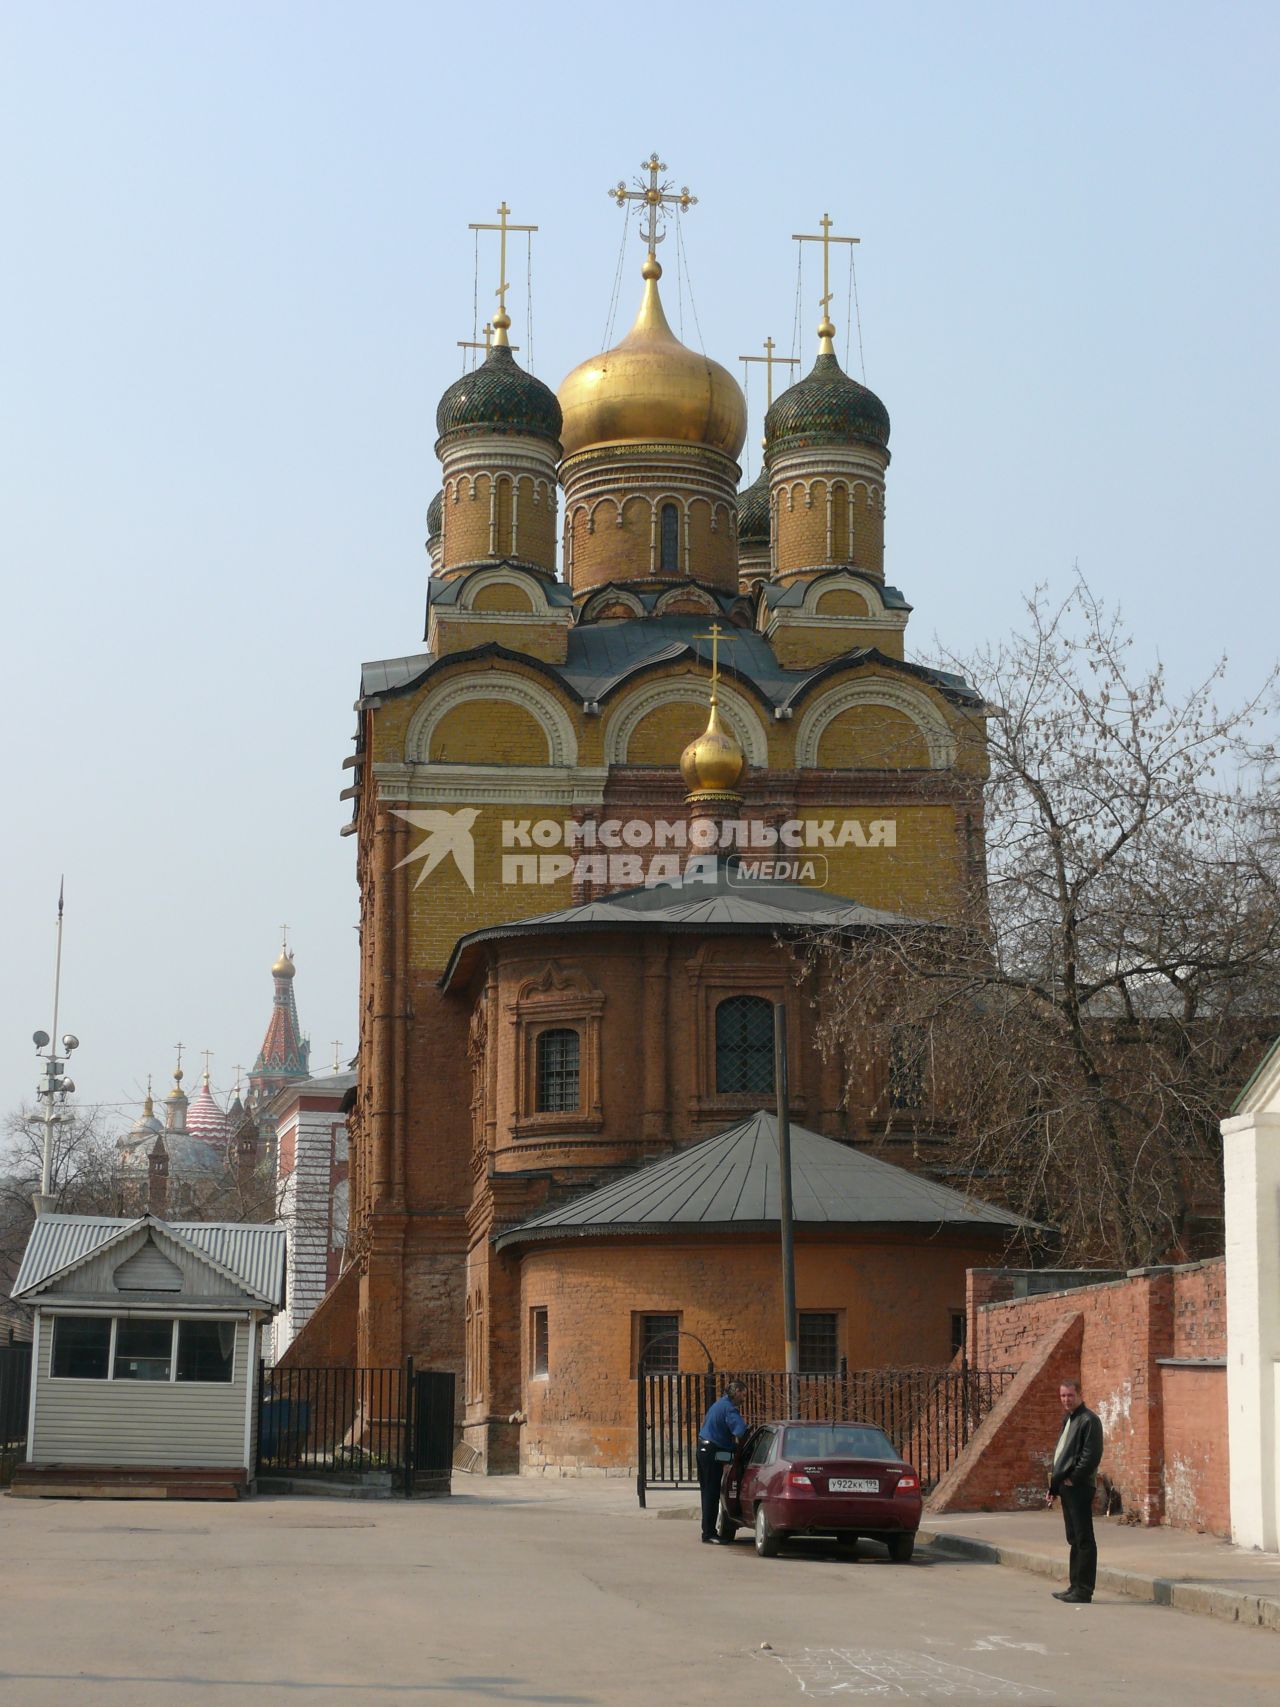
[792,212,860,352]
[609,153,697,272]
[468,200,538,347]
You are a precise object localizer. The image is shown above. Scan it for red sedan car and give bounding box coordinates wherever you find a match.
[717,1419,922,1559]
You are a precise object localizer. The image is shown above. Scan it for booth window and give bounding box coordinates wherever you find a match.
[114,1317,174,1382]
[51,1315,111,1379]
[176,1320,236,1383]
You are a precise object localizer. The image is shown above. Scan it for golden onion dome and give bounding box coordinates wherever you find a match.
[558,260,747,461]
[272,945,296,978]
[680,701,745,799]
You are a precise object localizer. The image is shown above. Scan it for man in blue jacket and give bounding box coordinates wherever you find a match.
[697,1381,748,1543]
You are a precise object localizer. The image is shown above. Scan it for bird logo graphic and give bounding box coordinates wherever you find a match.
[390,808,481,892]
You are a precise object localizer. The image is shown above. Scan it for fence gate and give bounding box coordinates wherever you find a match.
[0,1340,33,1484]
[257,1360,455,1495]
[636,1365,1012,1507]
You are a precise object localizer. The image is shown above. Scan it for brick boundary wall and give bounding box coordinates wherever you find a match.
[931,1258,1227,1529]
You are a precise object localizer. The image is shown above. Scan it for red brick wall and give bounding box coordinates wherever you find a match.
[1161,1365,1229,1534]
[958,1258,1226,1528]
[514,1229,996,1472]
[276,1262,359,1370]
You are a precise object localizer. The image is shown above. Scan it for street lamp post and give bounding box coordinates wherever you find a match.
[31,882,79,1217]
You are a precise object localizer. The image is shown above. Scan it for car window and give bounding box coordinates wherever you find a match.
[782,1425,899,1460]
[747,1428,774,1465]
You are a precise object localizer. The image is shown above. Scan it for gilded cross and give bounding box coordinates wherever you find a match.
[468,202,538,345]
[457,323,518,362]
[609,154,697,259]
[172,1041,185,1083]
[739,336,800,408]
[792,213,860,340]
[280,924,290,952]
[694,622,726,703]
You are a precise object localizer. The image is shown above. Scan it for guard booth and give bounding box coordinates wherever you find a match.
[9,1211,285,1499]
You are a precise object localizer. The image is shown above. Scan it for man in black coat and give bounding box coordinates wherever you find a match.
[1046,1377,1105,1603]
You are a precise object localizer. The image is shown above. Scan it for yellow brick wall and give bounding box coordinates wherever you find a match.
[443,476,493,568]
[516,477,556,571]
[623,700,714,765]
[815,587,868,617]
[769,624,903,667]
[472,582,534,613]
[430,617,569,664]
[850,488,883,574]
[775,480,829,573]
[815,704,930,769]
[428,700,550,765]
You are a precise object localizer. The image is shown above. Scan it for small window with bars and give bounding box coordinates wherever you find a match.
[715,995,775,1094]
[889,1026,927,1111]
[530,1307,549,1379]
[635,1312,680,1376]
[535,1028,580,1113]
[950,1310,966,1359]
[799,1310,840,1375]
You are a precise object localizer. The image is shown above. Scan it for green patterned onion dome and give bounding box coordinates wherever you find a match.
[765,352,890,455]
[435,345,562,449]
[737,468,770,547]
[426,488,444,543]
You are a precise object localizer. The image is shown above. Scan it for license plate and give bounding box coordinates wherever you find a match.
[829,1477,880,1493]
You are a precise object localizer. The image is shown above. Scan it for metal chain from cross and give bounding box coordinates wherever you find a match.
[739,336,800,409]
[468,202,538,345]
[609,153,697,261]
[792,213,860,343]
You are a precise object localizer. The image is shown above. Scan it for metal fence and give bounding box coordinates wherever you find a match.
[637,1365,1013,1506]
[0,1340,33,1485]
[257,1362,455,1495]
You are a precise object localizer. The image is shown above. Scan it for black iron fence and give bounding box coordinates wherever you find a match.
[0,1339,33,1485]
[257,1361,455,1495]
[637,1365,1013,1506]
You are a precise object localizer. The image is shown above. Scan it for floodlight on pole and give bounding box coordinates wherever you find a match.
[31,880,80,1217]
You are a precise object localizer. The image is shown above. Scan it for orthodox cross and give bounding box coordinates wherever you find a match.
[280,924,290,953]
[200,1048,214,1082]
[609,154,697,259]
[739,336,800,408]
[231,1063,244,1097]
[172,1041,185,1083]
[695,622,727,704]
[468,202,538,344]
[331,1040,342,1072]
[456,323,518,364]
[792,213,860,339]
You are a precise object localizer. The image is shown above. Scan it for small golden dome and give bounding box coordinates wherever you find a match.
[680,701,745,799]
[272,945,296,978]
[558,262,747,461]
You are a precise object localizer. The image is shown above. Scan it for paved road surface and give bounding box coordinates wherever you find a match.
[1,1488,1275,1705]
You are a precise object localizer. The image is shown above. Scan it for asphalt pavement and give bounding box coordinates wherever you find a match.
[0,1483,1276,1706]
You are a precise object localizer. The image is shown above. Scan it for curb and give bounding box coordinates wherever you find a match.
[916,1527,1280,1633]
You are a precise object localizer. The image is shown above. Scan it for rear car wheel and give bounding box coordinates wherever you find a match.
[887,1533,915,1563]
[715,1504,738,1542]
[754,1504,780,1558]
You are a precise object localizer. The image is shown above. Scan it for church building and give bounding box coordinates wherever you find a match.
[293,160,1027,1471]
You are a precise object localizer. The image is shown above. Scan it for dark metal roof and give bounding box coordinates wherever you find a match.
[361,617,980,714]
[759,571,913,614]
[428,564,574,610]
[441,860,931,990]
[494,1111,1034,1248]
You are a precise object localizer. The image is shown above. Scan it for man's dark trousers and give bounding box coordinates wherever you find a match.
[1060,1482,1097,1598]
[697,1444,724,1541]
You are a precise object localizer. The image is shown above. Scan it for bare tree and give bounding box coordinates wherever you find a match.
[806,578,1280,1267]
[0,1104,120,1317]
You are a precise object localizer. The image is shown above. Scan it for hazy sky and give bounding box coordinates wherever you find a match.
[3,1,1277,1128]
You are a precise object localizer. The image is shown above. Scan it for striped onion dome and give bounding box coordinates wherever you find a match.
[186,1073,228,1143]
[737,468,770,547]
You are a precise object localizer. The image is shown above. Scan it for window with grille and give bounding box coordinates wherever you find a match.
[535,1028,580,1112]
[635,1312,680,1375]
[530,1307,549,1379]
[950,1310,966,1359]
[715,995,775,1094]
[660,503,680,572]
[889,1026,926,1110]
[799,1311,840,1375]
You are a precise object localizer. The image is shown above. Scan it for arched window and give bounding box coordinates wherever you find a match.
[660,502,680,573]
[715,995,775,1094]
[535,1028,580,1112]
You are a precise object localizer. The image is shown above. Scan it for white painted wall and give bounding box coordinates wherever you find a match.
[1222,1052,1280,1551]
[272,1106,344,1361]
